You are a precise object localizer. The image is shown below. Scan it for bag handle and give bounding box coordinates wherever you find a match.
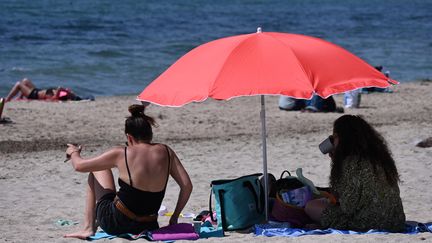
[209,187,214,221]
[209,188,226,229]
[243,180,264,214]
[280,170,291,179]
[218,190,226,230]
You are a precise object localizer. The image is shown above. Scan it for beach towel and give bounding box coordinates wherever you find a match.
[11,94,95,102]
[198,221,224,238]
[88,231,146,241]
[88,223,199,241]
[254,221,432,237]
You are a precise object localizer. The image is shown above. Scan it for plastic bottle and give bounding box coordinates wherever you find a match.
[344,89,361,108]
[296,168,319,195]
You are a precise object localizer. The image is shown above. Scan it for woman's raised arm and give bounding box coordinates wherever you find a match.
[66,144,122,172]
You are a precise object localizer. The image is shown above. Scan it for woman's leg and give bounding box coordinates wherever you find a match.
[5,82,21,101]
[5,79,34,101]
[21,78,36,89]
[305,198,329,223]
[64,170,116,239]
[19,78,36,98]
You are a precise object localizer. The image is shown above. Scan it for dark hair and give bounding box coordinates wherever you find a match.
[330,115,400,187]
[125,104,157,142]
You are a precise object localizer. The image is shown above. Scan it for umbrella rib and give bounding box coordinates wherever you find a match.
[266,33,315,92]
[208,35,258,97]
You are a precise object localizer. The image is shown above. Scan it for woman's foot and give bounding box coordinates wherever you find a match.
[64,227,95,240]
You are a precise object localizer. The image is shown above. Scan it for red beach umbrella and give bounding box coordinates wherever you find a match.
[137,28,397,220]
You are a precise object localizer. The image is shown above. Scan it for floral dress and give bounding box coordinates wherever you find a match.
[321,156,406,232]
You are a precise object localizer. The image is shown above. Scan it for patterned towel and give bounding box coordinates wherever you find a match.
[254,221,432,237]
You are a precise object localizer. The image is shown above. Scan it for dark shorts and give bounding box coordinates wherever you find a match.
[95,193,159,235]
[28,88,40,99]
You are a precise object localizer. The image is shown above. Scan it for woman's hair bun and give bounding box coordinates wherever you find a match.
[128,104,145,117]
[127,104,157,127]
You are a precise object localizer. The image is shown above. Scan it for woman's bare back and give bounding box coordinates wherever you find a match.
[117,143,170,192]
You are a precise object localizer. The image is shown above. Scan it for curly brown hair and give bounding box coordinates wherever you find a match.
[330,115,400,187]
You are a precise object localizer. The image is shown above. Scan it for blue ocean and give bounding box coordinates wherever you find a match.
[0,0,431,97]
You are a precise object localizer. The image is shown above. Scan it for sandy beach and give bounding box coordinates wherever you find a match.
[1,81,431,243]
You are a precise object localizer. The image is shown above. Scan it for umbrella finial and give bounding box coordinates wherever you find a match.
[257,27,262,33]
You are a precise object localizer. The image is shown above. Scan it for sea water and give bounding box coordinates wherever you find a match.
[1,0,431,97]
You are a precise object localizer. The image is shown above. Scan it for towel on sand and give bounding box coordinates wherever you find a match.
[254,221,432,237]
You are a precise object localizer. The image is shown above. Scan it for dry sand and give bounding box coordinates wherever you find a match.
[1,81,431,242]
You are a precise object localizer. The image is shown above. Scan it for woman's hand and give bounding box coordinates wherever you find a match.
[65,144,82,162]
[169,215,179,225]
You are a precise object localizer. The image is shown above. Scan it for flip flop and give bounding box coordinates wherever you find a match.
[0,117,12,124]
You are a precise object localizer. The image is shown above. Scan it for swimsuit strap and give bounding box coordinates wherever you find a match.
[164,145,171,190]
[124,147,133,187]
[124,144,170,189]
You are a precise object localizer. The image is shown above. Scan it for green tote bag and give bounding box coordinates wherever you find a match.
[210,173,265,231]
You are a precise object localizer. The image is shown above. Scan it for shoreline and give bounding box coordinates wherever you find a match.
[0,80,431,242]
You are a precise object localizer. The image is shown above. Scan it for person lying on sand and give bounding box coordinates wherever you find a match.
[305,115,405,232]
[5,78,88,102]
[279,95,344,113]
[64,104,193,239]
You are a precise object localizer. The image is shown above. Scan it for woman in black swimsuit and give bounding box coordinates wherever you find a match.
[64,104,193,239]
[5,78,78,101]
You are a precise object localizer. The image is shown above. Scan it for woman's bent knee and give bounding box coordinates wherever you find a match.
[305,199,329,222]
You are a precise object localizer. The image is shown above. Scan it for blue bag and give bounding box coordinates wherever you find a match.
[209,173,265,231]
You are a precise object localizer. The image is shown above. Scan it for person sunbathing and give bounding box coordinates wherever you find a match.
[5,78,79,102]
[305,115,405,232]
[64,104,193,239]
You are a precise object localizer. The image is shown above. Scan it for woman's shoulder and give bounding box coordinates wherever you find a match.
[107,146,125,155]
[340,156,370,176]
[148,143,169,150]
[129,143,169,157]
[342,156,381,179]
[343,155,372,167]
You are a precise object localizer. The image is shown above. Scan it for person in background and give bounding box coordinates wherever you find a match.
[305,115,405,232]
[361,66,393,93]
[279,95,343,113]
[5,78,84,102]
[64,104,193,239]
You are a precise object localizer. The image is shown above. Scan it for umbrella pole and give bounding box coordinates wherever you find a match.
[260,95,269,221]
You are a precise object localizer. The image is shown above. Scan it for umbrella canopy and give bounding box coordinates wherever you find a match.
[137,28,397,220]
[138,28,396,106]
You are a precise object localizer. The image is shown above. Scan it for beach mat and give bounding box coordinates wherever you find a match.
[254,221,432,237]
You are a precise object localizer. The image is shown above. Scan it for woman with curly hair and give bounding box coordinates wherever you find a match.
[305,115,405,232]
[64,104,193,239]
